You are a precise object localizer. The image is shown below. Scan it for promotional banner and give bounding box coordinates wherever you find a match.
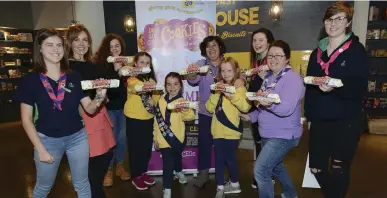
[135,0,216,175]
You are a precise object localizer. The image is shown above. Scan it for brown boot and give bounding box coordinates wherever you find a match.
[116,162,131,180]
[103,168,113,187]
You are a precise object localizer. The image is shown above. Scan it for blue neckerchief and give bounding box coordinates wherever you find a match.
[164,92,183,126]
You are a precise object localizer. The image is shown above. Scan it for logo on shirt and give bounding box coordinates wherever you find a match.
[341,61,346,67]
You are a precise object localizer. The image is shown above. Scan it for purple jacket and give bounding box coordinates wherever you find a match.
[248,68,305,139]
[187,59,218,117]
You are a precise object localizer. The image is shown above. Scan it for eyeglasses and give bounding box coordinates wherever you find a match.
[324,16,347,25]
[267,54,286,60]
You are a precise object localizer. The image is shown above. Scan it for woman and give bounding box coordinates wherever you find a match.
[14,28,107,198]
[186,36,244,188]
[93,33,131,187]
[67,24,116,198]
[304,2,368,198]
[124,52,159,190]
[241,40,304,198]
[248,28,275,189]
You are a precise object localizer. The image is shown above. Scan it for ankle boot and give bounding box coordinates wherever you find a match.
[193,169,209,188]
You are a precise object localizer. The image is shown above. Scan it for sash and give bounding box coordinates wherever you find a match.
[317,40,352,75]
[141,93,154,114]
[39,73,67,111]
[154,94,185,152]
[215,95,243,133]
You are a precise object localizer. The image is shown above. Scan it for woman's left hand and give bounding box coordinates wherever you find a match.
[257,98,273,107]
[319,83,334,92]
[96,88,107,99]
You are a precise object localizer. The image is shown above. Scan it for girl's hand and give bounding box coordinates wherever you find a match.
[38,149,54,164]
[154,141,159,150]
[223,91,234,98]
[319,83,334,92]
[148,98,154,106]
[113,63,123,71]
[234,78,245,88]
[257,98,273,107]
[240,113,250,121]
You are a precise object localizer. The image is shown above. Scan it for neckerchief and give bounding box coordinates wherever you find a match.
[252,57,267,80]
[39,73,67,111]
[164,92,183,126]
[154,93,185,152]
[317,39,352,75]
[260,65,292,93]
[205,56,224,83]
[214,94,243,133]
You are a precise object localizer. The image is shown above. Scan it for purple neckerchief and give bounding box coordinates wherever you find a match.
[205,56,224,83]
[257,65,292,112]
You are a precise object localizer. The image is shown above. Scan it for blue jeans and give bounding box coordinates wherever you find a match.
[33,129,91,198]
[108,109,127,167]
[254,137,300,198]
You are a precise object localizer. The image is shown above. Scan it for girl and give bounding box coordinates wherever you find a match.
[66,24,116,198]
[93,33,131,187]
[124,52,161,190]
[186,36,244,188]
[14,28,107,198]
[305,2,368,198]
[248,28,275,189]
[205,57,251,198]
[153,72,195,198]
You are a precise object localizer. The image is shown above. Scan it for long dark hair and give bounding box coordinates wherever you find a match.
[66,24,93,61]
[92,33,126,66]
[134,52,157,83]
[250,28,275,68]
[164,72,184,94]
[33,28,70,73]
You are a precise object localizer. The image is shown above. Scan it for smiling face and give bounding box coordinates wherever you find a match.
[206,40,220,61]
[267,46,288,74]
[252,32,269,54]
[166,76,182,98]
[110,39,122,57]
[71,31,90,59]
[324,12,350,38]
[41,36,64,65]
[221,62,236,84]
[134,55,151,68]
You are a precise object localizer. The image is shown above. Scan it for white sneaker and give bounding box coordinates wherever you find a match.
[224,182,241,194]
[174,172,188,184]
[163,189,171,198]
[215,188,225,198]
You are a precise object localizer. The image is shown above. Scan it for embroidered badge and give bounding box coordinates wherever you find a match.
[341,61,346,67]
[69,83,74,88]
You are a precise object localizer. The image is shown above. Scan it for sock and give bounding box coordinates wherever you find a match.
[164,188,171,192]
[231,182,239,187]
[217,185,224,190]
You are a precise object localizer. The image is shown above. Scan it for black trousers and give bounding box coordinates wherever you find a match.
[160,148,183,189]
[309,114,366,198]
[126,117,154,178]
[251,121,262,157]
[89,148,114,198]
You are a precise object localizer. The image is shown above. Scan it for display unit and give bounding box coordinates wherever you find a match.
[0,27,34,123]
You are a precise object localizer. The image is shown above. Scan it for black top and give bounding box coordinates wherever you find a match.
[304,34,368,122]
[248,59,265,117]
[69,60,101,98]
[14,72,87,137]
[99,63,127,110]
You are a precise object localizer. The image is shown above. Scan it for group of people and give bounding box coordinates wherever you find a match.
[15,2,367,198]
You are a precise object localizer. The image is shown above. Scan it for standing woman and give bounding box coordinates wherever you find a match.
[305,2,368,198]
[248,28,275,189]
[14,28,107,198]
[241,40,304,198]
[66,24,116,198]
[93,33,131,187]
[186,36,245,188]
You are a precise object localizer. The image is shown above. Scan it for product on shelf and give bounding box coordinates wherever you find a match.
[107,56,133,63]
[17,33,33,42]
[81,79,120,90]
[381,82,387,92]
[210,83,236,94]
[8,69,22,78]
[179,65,209,75]
[167,101,199,110]
[1,82,6,91]
[135,84,164,92]
[368,80,376,92]
[304,76,343,87]
[118,66,151,77]
[246,92,281,103]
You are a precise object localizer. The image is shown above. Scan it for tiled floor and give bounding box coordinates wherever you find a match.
[1,122,387,198]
